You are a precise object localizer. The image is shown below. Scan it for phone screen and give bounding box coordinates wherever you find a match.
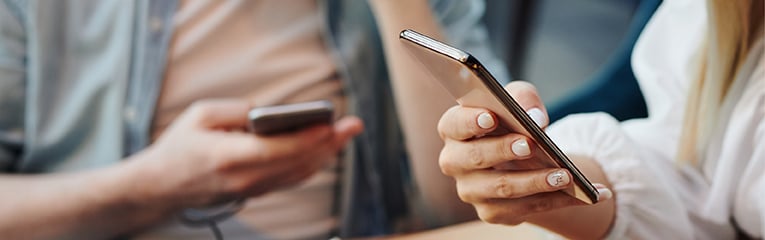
[399,29,598,204]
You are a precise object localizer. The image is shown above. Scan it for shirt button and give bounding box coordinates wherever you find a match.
[149,17,163,33]
[124,106,137,123]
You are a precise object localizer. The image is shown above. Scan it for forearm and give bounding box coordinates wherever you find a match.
[368,0,476,225]
[0,153,173,239]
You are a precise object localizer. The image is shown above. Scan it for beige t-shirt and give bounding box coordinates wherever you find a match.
[145,1,345,239]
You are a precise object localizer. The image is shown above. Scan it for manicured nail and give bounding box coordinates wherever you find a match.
[511,139,531,157]
[593,183,613,201]
[477,112,495,129]
[546,170,570,187]
[526,108,548,127]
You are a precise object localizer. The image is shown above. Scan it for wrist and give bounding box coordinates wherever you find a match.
[113,149,180,219]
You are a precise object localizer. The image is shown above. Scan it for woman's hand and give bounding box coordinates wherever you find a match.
[125,99,363,211]
[437,81,612,226]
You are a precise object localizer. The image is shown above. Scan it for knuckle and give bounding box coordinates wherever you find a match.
[244,138,267,157]
[493,175,517,198]
[437,106,460,140]
[254,143,284,164]
[210,144,235,172]
[456,190,472,203]
[455,182,474,203]
[476,206,502,224]
[467,144,487,169]
[224,177,251,197]
[188,101,214,121]
[211,155,234,173]
[436,117,450,141]
[438,147,457,176]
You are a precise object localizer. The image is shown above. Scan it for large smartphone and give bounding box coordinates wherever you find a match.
[400,29,598,204]
[248,100,334,135]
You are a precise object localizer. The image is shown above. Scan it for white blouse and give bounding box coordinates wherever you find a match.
[547,0,764,239]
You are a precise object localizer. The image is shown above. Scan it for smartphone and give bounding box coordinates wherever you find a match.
[248,100,334,135]
[399,29,598,204]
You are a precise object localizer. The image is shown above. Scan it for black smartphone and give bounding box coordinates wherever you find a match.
[248,100,334,135]
[399,29,598,204]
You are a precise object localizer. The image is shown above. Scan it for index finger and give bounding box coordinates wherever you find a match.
[182,99,252,128]
[217,125,334,168]
[438,105,498,141]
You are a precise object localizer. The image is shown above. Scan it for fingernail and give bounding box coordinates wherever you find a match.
[526,108,548,127]
[477,112,495,129]
[546,170,570,187]
[593,183,613,201]
[511,139,531,157]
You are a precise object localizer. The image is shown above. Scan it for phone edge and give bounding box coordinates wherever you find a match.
[400,29,599,204]
[467,56,599,203]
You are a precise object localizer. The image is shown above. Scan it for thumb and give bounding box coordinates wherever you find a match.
[332,116,364,149]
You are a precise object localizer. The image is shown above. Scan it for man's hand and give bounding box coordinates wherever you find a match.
[127,99,363,210]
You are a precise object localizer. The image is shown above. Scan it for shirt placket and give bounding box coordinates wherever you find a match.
[123,0,178,156]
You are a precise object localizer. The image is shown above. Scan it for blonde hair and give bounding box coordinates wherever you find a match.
[677,0,764,165]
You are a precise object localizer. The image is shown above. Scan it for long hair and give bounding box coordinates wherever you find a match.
[676,0,764,165]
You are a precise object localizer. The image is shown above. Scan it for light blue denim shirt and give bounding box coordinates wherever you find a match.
[0,0,508,238]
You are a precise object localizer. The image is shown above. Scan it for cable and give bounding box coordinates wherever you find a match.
[177,200,244,240]
[209,222,224,240]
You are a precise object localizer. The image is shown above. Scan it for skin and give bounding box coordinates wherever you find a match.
[367,0,478,225]
[0,99,363,239]
[0,0,477,238]
[437,81,617,239]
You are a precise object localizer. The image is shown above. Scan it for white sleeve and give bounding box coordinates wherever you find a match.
[743,115,765,238]
[546,113,695,240]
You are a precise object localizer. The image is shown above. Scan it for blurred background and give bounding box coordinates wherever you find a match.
[482,0,654,122]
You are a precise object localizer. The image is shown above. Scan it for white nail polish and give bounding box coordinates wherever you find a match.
[594,184,613,201]
[546,170,570,187]
[477,112,495,129]
[511,139,531,157]
[526,108,548,127]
